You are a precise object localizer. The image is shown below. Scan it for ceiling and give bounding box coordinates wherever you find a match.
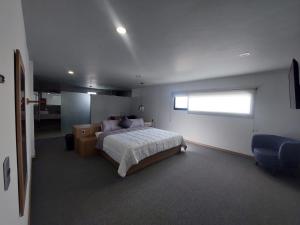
[22,0,300,90]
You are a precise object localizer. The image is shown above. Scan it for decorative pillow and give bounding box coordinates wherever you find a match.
[101,120,121,132]
[119,117,133,129]
[130,118,145,128]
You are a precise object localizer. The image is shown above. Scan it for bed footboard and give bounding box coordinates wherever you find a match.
[99,145,182,176]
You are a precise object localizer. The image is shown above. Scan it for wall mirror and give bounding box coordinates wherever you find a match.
[14,49,27,217]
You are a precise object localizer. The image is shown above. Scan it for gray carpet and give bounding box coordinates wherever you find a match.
[31,137,300,225]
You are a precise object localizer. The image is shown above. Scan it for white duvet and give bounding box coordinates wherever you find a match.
[102,128,186,177]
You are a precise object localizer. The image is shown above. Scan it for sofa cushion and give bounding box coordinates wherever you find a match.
[253,148,280,168]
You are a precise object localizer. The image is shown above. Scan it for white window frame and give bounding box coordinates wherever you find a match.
[173,94,188,110]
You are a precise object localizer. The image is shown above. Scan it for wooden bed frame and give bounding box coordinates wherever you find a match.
[99,146,182,176]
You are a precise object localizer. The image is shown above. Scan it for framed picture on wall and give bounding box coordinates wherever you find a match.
[14,49,28,217]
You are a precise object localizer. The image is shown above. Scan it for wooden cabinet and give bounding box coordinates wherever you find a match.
[73,124,101,157]
[73,124,98,139]
[144,121,153,127]
[77,136,98,157]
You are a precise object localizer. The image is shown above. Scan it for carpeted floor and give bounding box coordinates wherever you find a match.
[31,137,300,225]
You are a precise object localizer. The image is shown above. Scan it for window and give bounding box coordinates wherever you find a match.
[174,95,188,110]
[188,90,254,115]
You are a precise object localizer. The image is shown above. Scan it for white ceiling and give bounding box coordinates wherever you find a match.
[22,0,300,89]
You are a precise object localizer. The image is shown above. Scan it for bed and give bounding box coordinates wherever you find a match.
[96,126,187,177]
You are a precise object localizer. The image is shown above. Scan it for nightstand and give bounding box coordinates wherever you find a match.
[73,124,101,156]
[144,121,153,127]
[77,136,98,157]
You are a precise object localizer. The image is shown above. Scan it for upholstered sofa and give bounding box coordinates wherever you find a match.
[251,134,300,171]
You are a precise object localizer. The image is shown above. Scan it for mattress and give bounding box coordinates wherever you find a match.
[98,127,186,177]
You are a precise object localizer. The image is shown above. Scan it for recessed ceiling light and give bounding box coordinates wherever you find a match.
[239,52,251,57]
[87,92,97,95]
[68,70,74,75]
[116,26,126,35]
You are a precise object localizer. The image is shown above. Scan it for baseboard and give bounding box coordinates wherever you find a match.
[185,139,254,159]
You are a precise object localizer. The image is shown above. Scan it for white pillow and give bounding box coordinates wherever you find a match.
[130,118,145,128]
[101,119,121,132]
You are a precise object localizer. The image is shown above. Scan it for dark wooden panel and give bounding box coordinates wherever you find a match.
[14,49,27,216]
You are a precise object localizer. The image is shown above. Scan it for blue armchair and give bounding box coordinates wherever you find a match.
[251,134,300,171]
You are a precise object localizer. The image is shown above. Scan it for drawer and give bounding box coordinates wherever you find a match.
[144,122,153,127]
[73,126,92,138]
[77,128,91,137]
[78,136,97,157]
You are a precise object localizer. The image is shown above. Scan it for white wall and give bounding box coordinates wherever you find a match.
[91,95,132,123]
[41,93,61,105]
[0,0,34,224]
[132,70,300,156]
[28,62,35,158]
[61,92,91,133]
